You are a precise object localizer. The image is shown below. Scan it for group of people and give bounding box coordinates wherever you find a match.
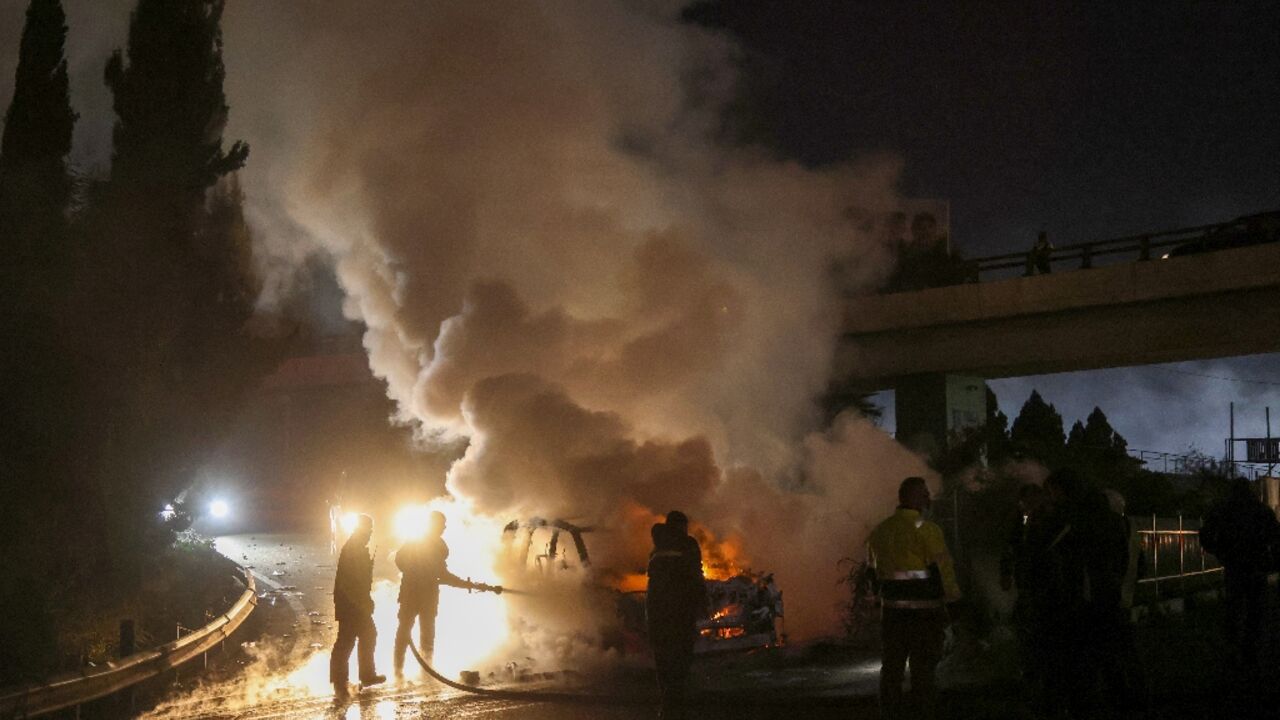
[326,506,706,716]
[1000,469,1144,719]
[868,470,1280,720]
[865,472,1143,719]
[328,478,1277,718]
[329,510,498,700]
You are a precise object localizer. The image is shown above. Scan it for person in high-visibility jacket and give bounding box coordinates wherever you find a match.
[867,476,961,720]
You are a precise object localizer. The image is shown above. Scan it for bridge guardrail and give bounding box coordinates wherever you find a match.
[957,212,1278,282]
[0,566,257,718]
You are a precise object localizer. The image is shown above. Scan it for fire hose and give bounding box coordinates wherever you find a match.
[406,638,651,705]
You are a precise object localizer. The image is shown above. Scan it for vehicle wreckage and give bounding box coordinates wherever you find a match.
[502,518,784,654]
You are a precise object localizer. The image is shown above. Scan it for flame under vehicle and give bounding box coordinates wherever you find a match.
[502,518,784,655]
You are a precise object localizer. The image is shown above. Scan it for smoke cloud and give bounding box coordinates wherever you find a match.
[2,0,930,642]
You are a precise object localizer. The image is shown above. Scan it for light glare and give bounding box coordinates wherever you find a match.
[394,504,432,542]
[340,511,360,535]
[210,499,230,519]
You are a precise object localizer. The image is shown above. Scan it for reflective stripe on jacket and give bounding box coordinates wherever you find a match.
[867,508,961,609]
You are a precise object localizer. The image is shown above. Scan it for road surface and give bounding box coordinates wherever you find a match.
[140,532,880,720]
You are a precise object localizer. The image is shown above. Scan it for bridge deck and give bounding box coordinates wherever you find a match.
[839,242,1280,390]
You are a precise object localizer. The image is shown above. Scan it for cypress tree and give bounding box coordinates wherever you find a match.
[1009,390,1066,465]
[1081,406,1128,454]
[84,0,267,573]
[0,0,77,284]
[0,1,78,683]
[983,385,1011,460]
[104,0,247,225]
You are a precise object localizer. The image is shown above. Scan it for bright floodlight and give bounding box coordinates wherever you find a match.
[340,511,360,535]
[210,499,230,519]
[394,504,432,542]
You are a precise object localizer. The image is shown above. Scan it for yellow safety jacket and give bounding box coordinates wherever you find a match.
[867,508,961,609]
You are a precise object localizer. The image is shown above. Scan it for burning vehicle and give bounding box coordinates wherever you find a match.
[696,573,783,652]
[502,517,784,655]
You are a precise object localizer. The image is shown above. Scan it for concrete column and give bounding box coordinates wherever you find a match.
[894,374,987,457]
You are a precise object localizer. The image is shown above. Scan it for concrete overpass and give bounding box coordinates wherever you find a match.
[837,242,1280,453]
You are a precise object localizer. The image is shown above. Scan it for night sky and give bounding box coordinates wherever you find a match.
[2,0,1278,461]
[691,0,1280,251]
[689,1,1280,459]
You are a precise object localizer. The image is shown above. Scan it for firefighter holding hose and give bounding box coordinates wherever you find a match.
[393,510,501,678]
[867,477,961,720]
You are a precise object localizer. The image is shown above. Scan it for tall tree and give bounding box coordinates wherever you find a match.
[0,0,79,684]
[1009,390,1066,465]
[1081,406,1128,454]
[0,0,77,287]
[983,385,1011,461]
[1066,406,1140,490]
[104,0,247,215]
[80,0,269,574]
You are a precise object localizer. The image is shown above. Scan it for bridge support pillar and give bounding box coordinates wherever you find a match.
[895,373,987,458]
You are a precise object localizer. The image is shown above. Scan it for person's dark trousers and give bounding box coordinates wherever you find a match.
[651,626,695,720]
[393,597,439,674]
[879,607,946,720]
[1224,568,1266,673]
[1095,608,1148,713]
[330,614,378,686]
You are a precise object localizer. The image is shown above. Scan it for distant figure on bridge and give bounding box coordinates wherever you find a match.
[392,510,497,677]
[330,513,385,699]
[867,476,961,720]
[1028,230,1053,275]
[647,510,707,720]
[1199,479,1280,680]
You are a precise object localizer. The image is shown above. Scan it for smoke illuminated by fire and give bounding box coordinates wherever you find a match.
[32,0,936,682]
[223,0,930,651]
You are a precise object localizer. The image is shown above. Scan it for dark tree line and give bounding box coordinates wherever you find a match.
[950,387,1235,521]
[0,0,277,682]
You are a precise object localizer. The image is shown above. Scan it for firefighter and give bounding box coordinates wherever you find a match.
[646,510,707,720]
[867,476,960,720]
[330,513,385,699]
[392,510,495,676]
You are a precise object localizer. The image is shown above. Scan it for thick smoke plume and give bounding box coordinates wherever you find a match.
[225,0,929,641]
[2,0,934,643]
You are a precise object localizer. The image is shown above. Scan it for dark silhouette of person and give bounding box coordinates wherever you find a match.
[867,476,961,720]
[1199,479,1280,679]
[1025,469,1128,718]
[1097,489,1148,713]
[646,510,707,720]
[1000,483,1049,696]
[392,510,487,676]
[1029,230,1053,275]
[330,513,385,699]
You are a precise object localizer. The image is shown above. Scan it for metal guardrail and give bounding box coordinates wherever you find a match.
[1134,515,1221,597]
[961,211,1279,282]
[0,567,257,718]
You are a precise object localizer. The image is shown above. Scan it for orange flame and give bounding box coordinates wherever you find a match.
[604,502,751,592]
